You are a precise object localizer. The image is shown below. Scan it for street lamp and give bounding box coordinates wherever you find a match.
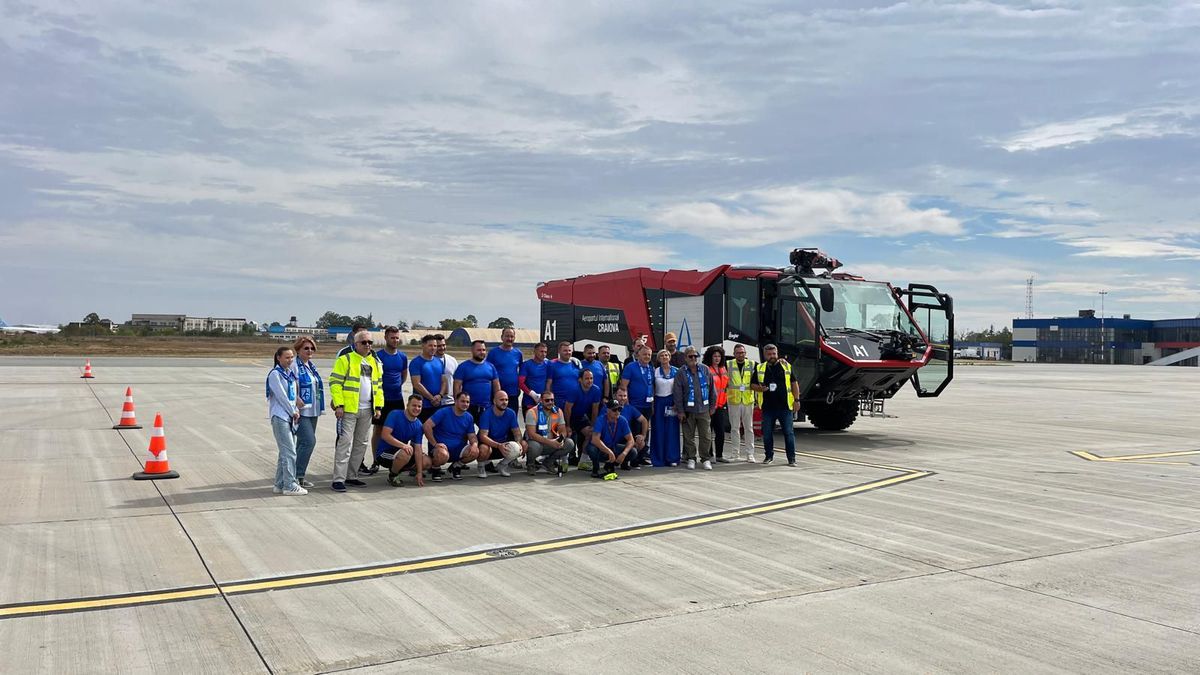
[1098,290,1108,364]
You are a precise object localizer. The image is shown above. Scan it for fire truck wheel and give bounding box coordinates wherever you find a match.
[805,400,858,431]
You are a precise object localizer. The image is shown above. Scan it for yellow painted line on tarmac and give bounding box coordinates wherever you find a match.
[0,460,932,620]
[0,587,220,619]
[1071,449,1198,465]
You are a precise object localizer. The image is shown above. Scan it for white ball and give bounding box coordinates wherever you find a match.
[501,441,522,460]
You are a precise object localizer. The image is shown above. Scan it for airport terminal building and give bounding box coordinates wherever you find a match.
[1013,311,1200,366]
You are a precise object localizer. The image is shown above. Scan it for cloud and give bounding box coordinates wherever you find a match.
[653,187,963,246]
[998,105,1200,152]
[1063,237,1200,260]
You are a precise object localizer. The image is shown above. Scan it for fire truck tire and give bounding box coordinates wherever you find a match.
[805,400,858,431]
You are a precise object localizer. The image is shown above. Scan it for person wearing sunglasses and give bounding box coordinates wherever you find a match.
[524,391,572,477]
[328,330,384,492]
[673,345,717,470]
[291,336,324,488]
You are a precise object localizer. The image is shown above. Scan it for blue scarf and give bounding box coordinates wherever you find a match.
[685,366,708,407]
[266,364,296,402]
[297,360,324,411]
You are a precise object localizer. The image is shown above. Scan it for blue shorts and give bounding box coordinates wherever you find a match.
[434,442,467,463]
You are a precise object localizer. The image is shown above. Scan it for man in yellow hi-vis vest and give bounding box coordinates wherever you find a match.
[329,330,385,492]
[751,343,802,466]
[726,343,760,463]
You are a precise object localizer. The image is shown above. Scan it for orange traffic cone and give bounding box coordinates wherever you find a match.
[132,413,179,480]
[81,360,95,379]
[112,387,142,430]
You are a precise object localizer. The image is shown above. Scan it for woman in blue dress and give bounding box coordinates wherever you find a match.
[651,349,681,466]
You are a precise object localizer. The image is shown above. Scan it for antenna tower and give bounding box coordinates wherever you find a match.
[1024,276,1034,319]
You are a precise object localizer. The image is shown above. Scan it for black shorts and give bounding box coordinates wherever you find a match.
[467,404,486,425]
[373,399,407,426]
[417,405,440,423]
[377,449,417,473]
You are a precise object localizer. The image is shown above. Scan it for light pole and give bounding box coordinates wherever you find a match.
[1098,290,1108,364]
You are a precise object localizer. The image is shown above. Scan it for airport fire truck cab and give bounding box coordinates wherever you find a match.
[537,248,954,430]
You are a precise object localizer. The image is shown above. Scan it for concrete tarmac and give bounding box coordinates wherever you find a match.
[0,357,1197,673]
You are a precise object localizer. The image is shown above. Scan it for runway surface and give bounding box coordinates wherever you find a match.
[0,357,1196,673]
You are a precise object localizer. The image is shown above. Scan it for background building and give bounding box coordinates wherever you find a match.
[1013,312,1200,366]
[182,317,248,332]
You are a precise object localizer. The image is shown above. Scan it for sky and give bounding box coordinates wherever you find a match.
[2,0,1198,332]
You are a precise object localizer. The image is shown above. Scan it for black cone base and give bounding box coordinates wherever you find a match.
[113,424,143,430]
[132,470,179,480]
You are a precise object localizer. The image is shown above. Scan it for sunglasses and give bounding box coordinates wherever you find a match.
[358,340,373,345]
[687,354,699,359]
[301,346,316,351]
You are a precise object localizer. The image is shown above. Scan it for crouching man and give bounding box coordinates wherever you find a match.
[524,391,573,477]
[424,391,481,481]
[477,391,526,478]
[376,394,428,487]
[587,401,635,480]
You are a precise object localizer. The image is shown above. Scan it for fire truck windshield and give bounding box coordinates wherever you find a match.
[823,280,920,337]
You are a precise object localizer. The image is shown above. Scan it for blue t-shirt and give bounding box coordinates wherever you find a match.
[375,409,423,460]
[620,403,645,430]
[430,406,475,451]
[376,349,409,401]
[408,355,445,409]
[454,359,499,407]
[593,415,632,451]
[487,346,523,396]
[519,359,550,397]
[580,359,605,392]
[621,361,655,407]
[479,406,520,444]
[568,383,602,427]
[547,358,582,403]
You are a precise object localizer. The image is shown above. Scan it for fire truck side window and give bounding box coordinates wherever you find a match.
[778,300,798,346]
[726,279,759,343]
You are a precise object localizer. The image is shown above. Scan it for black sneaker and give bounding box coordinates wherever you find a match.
[345,479,367,487]
[484,461,499,474]
[763,457,775,465]
[430,469,444,482]
[450,465,463,481]
[590,468,602,478]
[388,473,404,487]
[716,457,731,463]
[359,462,379,475]
[331,481,347,492]
[787,461,797,467]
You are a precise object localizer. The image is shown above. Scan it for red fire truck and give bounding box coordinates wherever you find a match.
[537,248,954,430]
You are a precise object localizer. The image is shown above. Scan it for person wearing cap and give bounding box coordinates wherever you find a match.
[586,400,635,480]
[477,390,525,478]
[665,332,686,368]
[673,345,716,470]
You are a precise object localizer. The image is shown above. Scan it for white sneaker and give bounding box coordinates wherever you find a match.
[702,460,713,471]
[477,463,488,479]
[497,461,511,477]
[747,454,758,464]
[272,486,282,494]
[282,485,308,496]
[687,459,696,470]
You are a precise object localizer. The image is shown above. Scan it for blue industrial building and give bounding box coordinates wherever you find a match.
[1013,311,1200,366]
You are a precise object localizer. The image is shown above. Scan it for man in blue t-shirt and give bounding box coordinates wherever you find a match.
[545,341,582,413]
[587,401,634,480]
[615,387,648,467]
[579,344,606,397]
[409,334,445,422]
[566,369,602,471]
[369,326,410,473]
[476,391,525,478]
[423,391,480,481]
[619,344,655,419]
[518,342,550,411]
[376,394,427,487]
[487,327,523,405]
[454,340,500,424]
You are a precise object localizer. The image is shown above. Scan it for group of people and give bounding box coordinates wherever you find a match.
[265,326,804,496]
